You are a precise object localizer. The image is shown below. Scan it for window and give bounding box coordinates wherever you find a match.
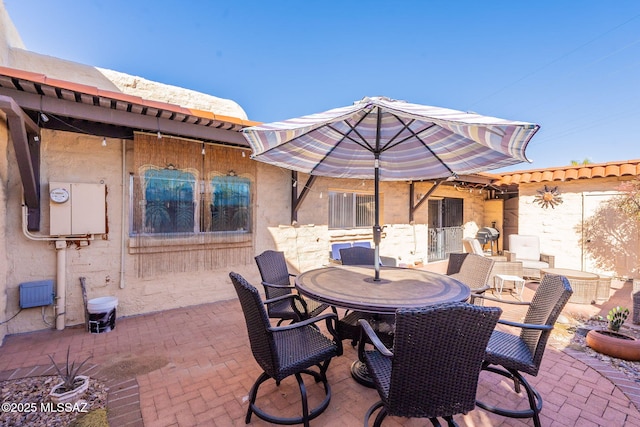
[328,191,376,229]
[143,168,196,233]
[210,175,251,232]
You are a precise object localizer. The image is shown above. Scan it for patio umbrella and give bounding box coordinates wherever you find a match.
[242,96,539,280]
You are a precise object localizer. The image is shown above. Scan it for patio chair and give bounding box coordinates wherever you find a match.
[463,237,508,261]
[473,273,573,427]
[505,234,555,280]
[229,272,343,427]
[336,247,394,347]
[446,253,495,305]
[255,250,331,325]
[358,302,502,426]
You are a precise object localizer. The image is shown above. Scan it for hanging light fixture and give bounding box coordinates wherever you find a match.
[102,137,107,147]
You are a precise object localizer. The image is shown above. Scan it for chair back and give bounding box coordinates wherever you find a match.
[508,235,541,261]
[339,246,376,266]
[463,237,486,256]
[388,303,501,418]
[254,250,292,299]
[229,272,278,377]
[446,252,468,275]
[520,273,573,373]
[448,253,495,291]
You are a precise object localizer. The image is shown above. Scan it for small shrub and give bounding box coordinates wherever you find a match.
[607,306,630,332]
[48,346,92,392]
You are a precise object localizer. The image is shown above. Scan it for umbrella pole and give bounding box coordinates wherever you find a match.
[373,156,381,281]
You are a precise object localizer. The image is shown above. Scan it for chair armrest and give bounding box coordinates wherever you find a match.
[498,318,554,331]
[471,292,531,306]
[540,253,555,267]
[503,251,517,262]
[261,281,296,290]
[270,312,338,331]
[264,293,307,319]
[357,319,393,357]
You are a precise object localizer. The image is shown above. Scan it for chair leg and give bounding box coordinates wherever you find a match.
[364,401,384,426]
[246,369,332,426]
[476,364,542,427]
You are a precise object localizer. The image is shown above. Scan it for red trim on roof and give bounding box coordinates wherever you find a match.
[490,159,640,185]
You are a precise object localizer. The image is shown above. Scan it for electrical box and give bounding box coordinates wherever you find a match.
[49,182,106,236]
[19,280,54,308]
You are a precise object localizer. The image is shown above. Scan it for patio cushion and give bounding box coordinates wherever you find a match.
[520,259,550,270]
[509,235,541,261]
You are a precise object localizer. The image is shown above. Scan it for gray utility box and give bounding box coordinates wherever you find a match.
[19,280,54,308]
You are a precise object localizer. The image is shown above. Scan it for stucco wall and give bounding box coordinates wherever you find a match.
[0,127,488,337]
[0,115,8,343]
[517,177,637,277]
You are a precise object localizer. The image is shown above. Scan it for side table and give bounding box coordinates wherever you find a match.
[494,274,526,301]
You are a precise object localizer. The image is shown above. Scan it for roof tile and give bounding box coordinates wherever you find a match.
[490,159,640,186]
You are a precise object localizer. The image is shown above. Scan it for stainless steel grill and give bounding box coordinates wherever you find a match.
[476,227,500,255]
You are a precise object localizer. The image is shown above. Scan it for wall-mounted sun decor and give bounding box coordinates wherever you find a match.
[534,185,563,209]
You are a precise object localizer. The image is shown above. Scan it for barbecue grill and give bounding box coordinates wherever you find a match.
[476,227,500,255]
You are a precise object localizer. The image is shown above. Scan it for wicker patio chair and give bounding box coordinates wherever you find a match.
[358,302,502,426]
[473,273,573,427]
[336,247,394,347]
[447,253,495,305]
[255,250,331,325]
[229,272,342,427]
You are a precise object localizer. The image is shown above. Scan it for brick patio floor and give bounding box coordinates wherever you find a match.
[1,279,640,426]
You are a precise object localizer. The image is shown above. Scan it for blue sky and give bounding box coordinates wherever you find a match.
[4,1,640,172]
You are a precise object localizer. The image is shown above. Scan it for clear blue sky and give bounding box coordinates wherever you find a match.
[5,1,640,171]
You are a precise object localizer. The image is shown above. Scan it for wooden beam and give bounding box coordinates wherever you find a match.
[291,171,317,224]
[0,88,249,146]
[0,95,41,230]
[409,180,443,222]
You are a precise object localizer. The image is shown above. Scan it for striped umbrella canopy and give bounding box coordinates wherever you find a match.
[242,96,539,280]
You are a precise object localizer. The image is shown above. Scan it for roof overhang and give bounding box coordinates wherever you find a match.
[0,66,261,231]
[0,66,259,146]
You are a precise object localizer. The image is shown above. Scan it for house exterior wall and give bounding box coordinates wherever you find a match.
[0,126,486,338]
[517,177,637,278]
[0,116,9,343]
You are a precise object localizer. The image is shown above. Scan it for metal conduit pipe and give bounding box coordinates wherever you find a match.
[55,241,66,330]
[21,204,94,331]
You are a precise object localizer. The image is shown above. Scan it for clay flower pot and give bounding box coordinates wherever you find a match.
[585,329,640,361]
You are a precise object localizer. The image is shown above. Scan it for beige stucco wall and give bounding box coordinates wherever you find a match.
[517,177,637,278]
[0,115,9,343]
[0,126,487,338]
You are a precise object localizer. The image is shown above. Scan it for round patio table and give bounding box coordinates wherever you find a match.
[295,265,470,386]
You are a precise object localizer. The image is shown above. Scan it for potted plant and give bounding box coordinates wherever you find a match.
[48,346,92,404]
[586,306,640,361]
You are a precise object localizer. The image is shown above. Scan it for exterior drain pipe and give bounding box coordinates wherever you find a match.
[55,241,66,330]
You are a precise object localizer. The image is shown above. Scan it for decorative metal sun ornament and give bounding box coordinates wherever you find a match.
[534,185,563,209]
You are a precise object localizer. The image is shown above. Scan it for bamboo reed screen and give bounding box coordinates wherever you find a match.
[131,133,255,278]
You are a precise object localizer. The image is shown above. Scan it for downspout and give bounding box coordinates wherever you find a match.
[581,192,585,271]
[120,139,126,288]
[55,241,66,330]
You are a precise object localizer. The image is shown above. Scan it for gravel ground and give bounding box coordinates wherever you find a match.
[561,316,640,382]
[0,375,107,427]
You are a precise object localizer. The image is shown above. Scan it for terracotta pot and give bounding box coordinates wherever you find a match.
[585,330,640,361]
[49,375,90,404]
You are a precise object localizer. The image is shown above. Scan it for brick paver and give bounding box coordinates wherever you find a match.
[1,282,640,426]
